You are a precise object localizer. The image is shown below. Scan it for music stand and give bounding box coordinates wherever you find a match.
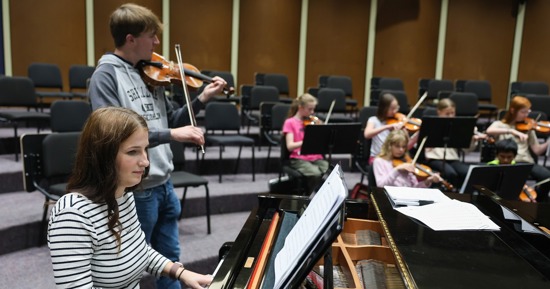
[459,164,533,200]
[301,123,362,163]
[418,116,477,180]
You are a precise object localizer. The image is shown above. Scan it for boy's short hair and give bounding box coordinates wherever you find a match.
[110,3,163,48]
[495,138,518,155]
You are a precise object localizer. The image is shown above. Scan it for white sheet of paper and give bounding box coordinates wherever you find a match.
[395,199,500,231]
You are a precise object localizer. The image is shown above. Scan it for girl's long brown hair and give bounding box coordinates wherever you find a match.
[66,107,148,250]
[376,93,396,121]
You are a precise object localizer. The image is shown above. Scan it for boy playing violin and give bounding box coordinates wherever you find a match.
[88,4,226,289]
[373,130,442,188]
[486,96,550,202]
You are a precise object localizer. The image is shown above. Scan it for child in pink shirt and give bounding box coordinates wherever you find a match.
[282,93,329,192]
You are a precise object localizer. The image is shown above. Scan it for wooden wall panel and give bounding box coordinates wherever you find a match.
[306,0,371,107]
[10,0,86,91]
[444,0,516,109]
[518,0,550,84]
[169,0,232,72]
[374,0,441,105]
[93,0,162,64]
[239,0,302,98]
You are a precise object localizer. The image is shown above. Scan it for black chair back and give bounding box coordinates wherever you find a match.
[0,76,38,107]
[204,102,240,131]
[317,88,346,113]
[50,100,91,132]
[326,75,353,96]
[449,92,479,116]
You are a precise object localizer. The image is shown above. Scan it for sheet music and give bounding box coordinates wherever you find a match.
[273,164,347,289]
[395,199,500,231]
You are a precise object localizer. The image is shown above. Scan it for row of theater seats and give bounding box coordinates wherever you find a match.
[27,63,96,109]
[371,77,550,118]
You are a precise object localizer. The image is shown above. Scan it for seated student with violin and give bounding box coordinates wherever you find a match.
[373,129,442,188]
[486,95,550,202]
[364,93,419,165]
[424,98,487,188]
[487,138,538,202]
[282,93,329,193]
[88,4,227,289]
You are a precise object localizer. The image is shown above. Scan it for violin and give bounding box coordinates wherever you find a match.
[519,184,537,203]
[392,155,454,192]
[387,112,422,133]
[515,117,550,134]
[138,52,234,95]
[303,115,322,126]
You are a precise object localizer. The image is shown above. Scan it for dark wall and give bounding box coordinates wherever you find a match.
[7,0,550,110]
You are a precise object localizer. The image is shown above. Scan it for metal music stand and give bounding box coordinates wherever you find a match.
[418,116,477,180]
[460,164,533,200]
[301,123,362,164]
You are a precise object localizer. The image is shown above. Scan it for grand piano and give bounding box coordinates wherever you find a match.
[209,187,550,289]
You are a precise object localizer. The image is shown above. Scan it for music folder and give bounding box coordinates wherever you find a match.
[267,164,347,289]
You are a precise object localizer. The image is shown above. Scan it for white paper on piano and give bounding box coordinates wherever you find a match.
[273,164,347,289]
[395,199,500,231]
[384,186,451,207]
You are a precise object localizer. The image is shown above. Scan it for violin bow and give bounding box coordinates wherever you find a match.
[324,100,336,124]
[406,92,428,119]
[533,177,550,188]
[412,136,428,165]
[174,44,205,154]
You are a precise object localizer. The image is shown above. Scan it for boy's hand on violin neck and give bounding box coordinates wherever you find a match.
[171,125,205,145]
[201,76,227,101]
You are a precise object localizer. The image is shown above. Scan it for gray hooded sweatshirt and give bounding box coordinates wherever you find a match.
[89,53,204,190]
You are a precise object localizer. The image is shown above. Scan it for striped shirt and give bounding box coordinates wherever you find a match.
[48,192,170,288]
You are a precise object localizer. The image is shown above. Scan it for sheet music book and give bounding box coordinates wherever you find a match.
[273,164,347,289]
